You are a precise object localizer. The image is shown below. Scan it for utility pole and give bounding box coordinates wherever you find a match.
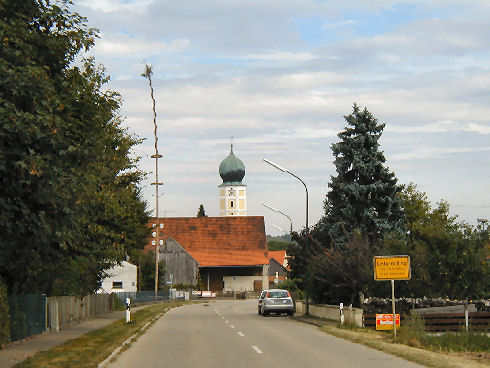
[142,63,163,298]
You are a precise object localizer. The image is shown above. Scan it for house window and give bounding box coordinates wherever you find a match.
[112,281,123,289]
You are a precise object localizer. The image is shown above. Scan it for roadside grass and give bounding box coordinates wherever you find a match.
[319,319,489,368]
[397,314,489,353]
[14,301,185,368]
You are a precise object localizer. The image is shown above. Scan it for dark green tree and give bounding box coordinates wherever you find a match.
[0,0,149,295]
[316,104,404,248]
[196,204,207,217]
[128,249,165,291]
[308,231,378,306]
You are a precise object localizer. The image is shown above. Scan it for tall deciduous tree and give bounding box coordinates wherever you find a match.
[385,184,489,299]
[316,104,404,247]
[0,0,149,295]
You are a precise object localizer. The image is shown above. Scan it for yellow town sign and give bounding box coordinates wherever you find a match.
[373,255,411,281]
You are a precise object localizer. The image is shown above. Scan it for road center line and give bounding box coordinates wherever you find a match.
[251,346,263,354]
[230,325,235,328]
[225,320,229,323]
[237,331,244,337]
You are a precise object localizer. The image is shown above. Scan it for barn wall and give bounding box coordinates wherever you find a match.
[159,239,199,286]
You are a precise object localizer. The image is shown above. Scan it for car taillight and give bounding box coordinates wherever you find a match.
[287,291,291,297]
[266,292,270,297]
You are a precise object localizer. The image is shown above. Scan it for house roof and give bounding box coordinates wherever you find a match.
[269,250,287,268]
[146,216,268,267]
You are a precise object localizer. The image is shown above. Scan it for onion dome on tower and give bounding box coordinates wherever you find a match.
[219,144,245,185]
[219,144,246,216]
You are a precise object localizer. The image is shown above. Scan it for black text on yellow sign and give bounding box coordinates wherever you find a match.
[373,255,411,281]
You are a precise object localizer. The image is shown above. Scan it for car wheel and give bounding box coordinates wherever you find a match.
[287,311,294,316]
[262,309,268,316]
[258,307,261,315]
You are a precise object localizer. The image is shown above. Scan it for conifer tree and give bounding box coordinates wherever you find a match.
[317,104,404,248]
[197,204,207,217]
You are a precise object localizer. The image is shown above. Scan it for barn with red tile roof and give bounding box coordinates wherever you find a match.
[146,216,270,292]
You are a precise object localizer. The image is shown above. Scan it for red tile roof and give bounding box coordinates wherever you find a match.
[269,250,287,267]
[146,217,269,267]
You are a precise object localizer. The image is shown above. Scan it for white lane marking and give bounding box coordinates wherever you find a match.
[225,320,229,323]
[251,346,263,354]
[237,331,244,337]
[230,325,235,328]
[221,316,224,319]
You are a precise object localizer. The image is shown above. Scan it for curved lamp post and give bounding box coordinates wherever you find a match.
[263,203,293,233]
[263,158,309,315]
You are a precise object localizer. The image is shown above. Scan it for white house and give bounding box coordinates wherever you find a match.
[99,261,137,293]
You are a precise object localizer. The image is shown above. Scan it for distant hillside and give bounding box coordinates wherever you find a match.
[266,234,293,251]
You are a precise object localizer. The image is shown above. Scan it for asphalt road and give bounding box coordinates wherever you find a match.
[108,299,424,368]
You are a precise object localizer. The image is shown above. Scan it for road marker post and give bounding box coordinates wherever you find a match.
[126,297,131,323]
[339,302,344,326]
[374,255,411,339]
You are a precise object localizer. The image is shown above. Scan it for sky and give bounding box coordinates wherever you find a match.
[72,0,490,236]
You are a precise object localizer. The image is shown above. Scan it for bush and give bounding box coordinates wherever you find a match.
[275,279,304,301]
[0,278,10,345]
[398,313,426,348]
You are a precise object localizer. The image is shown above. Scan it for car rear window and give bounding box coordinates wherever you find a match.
[268,291,288,298]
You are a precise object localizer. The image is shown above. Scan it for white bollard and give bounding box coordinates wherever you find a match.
[126,298,131,323]
[339,302,344,325]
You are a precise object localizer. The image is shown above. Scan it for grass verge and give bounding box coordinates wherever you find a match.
[319,325,489,368]
[14,301,185,368]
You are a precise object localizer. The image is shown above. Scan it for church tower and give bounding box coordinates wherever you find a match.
[219,145,246,216]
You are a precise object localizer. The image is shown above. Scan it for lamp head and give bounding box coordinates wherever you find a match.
[263,158,287,172]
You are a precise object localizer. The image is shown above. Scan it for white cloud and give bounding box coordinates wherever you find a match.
[78,0,151,13]
[94,34,190,57]
[70,0,490,232]
[391,146,490,161]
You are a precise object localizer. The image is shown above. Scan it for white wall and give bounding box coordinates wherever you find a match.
[223,276,259,291]
[99,261,137,293]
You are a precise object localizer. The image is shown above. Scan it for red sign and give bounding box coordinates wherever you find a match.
[376,314,400,330]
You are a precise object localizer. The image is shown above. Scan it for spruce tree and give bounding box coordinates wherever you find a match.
[317,104,404,247]
[197,204,207,217]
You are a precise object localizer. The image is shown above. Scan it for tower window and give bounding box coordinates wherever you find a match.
[230,200,234,208]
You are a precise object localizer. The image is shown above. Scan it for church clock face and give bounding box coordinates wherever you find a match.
[228,188,235,196]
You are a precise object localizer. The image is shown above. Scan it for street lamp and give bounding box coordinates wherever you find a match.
[263,158,310,315]
[272,224,289,234]
[263,203,293,233]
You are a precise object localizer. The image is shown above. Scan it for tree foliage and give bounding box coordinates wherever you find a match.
[316,104,404,247]
[384,184,489,299]
[308,232,379,306]
[196,204,207,217]
[128,249,165,291]
[0,0,149,295]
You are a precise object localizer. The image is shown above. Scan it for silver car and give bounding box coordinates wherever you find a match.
[258,289,294,316]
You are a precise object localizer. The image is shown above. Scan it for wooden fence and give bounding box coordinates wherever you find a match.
[363,312,490,331]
